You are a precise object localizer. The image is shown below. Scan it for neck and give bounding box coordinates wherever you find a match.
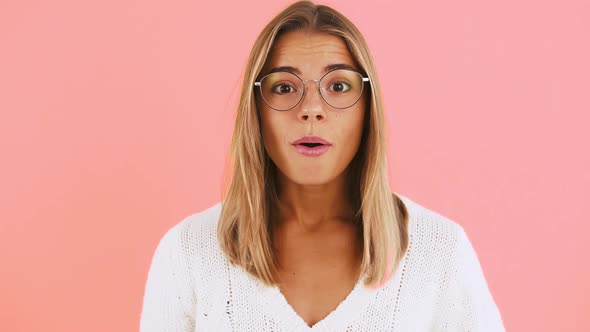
[274,168,356,232]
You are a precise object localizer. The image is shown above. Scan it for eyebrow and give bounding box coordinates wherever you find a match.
[266,63,358,76]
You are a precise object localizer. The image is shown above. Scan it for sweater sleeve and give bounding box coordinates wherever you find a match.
[437,226,506,331]
[140,224,196,331]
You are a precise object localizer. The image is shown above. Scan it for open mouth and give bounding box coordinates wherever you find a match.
[291,136,332,156]
[293,142,330,157]
[299,143,324,148]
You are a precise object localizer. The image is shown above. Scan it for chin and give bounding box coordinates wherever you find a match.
[288,172,334,186]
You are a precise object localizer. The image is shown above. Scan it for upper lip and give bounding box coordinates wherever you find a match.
[291,136,332,145]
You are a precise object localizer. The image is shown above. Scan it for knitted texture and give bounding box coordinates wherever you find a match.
[140,194,505,331]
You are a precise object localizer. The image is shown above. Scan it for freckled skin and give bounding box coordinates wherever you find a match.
[258,31,366,186]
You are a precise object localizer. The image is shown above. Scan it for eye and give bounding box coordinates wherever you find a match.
[328,81,351,93]
[272,83,297,94]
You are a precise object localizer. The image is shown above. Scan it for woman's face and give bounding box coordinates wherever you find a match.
[258,31,366,186]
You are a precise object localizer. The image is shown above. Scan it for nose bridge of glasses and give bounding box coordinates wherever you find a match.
[301,78,321,92]
[300,78,324,105]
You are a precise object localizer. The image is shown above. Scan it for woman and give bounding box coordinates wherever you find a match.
[140,1,505,331]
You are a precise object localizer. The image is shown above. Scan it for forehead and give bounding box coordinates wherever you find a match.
[263,31,358,76]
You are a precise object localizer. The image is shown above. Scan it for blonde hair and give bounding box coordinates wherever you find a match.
[218,0,408,288]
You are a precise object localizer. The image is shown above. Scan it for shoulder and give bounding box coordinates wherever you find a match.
[396,193,466,243]
[173,201,223,239]
[394,193,469,264]
[390,195,504,329]
[152,202,224,267]
[141,203,224,329]
[167,202,222,239]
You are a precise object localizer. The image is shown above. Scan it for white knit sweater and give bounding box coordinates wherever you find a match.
[140,194,505,331]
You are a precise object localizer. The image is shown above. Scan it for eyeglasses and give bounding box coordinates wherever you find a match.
[254,69,370,111]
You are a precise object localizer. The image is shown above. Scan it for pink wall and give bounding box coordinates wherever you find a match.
[1,0,588,330]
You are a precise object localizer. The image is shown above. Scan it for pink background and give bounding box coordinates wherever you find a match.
[1,0,588,331]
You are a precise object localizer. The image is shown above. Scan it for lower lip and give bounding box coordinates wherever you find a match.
[293,144,331,156]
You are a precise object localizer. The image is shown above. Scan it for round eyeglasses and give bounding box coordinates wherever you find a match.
[254,69,370,111]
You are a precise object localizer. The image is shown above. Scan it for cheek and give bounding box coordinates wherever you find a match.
[339,104,366,150]
[260,108,284,155]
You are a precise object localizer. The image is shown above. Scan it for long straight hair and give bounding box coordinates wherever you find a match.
[218,0,409,288]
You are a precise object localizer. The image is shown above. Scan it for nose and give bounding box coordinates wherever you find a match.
[297,80,326,122]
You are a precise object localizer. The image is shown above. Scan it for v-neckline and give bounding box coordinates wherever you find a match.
[257,272,376,331]
[254,246,409,331]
